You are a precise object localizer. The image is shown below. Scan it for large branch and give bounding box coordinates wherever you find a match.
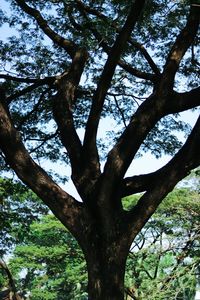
[0,99,83,235]
[0,74,55,84]
[126,115,200,238]
[121,172,158,196]
[76,4,156,82]
[14,0,78,58]
[76,0,160,76]
[83,0,146,172]
[103,83,200,190]
[168,86,200,113]
[52,48,92,197]
[122,112,200,198]
[159,3,200,91]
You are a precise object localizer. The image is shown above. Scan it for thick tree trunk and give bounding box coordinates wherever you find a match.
[75,187,132,300]
[87,252,127,300]
[81,229,130,300]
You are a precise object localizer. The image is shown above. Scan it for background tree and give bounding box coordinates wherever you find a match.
[124,187,200,300]
[9,215,87,300]
[0,1,200,299]
[0,177,48,299]
[0,177,48,256]
[1,182,199,300]
[0,259,22,300]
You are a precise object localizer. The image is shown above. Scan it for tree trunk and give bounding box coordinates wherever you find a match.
[87,253,126,300]
[82,232,130,300]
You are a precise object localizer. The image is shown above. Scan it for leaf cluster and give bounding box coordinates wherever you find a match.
[0,177,48,256]
[9,214,87,300]
[124,186,200,299]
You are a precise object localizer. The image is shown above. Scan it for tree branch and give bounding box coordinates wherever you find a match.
[16,87,51,130]
[76,0,160,76]
[77,6,156,82]
[103,94,161,189]
[167,86,200,113]
[122,172,158,196]
[126,115,200,238]
[122,111,200,197]
[7,83,53,104]
[118,59,156,82]
[14,0,78,58]
[52,48,93,198]
[28,131,59,155]
[0,73,55,84]
[159,4,200,91]
[83,0,146,178]
[103,83,200,192]
[0,74,55,104]
[128,39,160,76]
[0,99,83,235]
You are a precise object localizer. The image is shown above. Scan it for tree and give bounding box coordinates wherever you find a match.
[0,178,48,299]
[0,1,199,299]
[2,186,199,300]
[124,187,200,299]
[0,177,48,256]
[0,260,22,300]
[9,215,87,300]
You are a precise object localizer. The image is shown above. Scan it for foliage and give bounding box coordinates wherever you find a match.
[182,167,200,193]
[0,0,198,175]
[0,269,7,290]
[0,186,198,299]
[0,178,49,256]
[124,187,200,299]
[9,215,87,300]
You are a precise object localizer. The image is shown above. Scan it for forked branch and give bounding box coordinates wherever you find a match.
[0,99,83,234]
[83,0,146,171]
[76,0,160,76]
[127,116,200,237]
[160,4,200,91]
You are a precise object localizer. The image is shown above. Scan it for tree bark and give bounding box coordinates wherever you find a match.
[85,240,129,300]
[77,197,131,300]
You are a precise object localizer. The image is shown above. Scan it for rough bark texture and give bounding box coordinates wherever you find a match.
[0,1,200,299]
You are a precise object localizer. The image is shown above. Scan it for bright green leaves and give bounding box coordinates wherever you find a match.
[0,177,48,256]
[9,214,87,300]
[124,186,200,299]
[1,176,199,298]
